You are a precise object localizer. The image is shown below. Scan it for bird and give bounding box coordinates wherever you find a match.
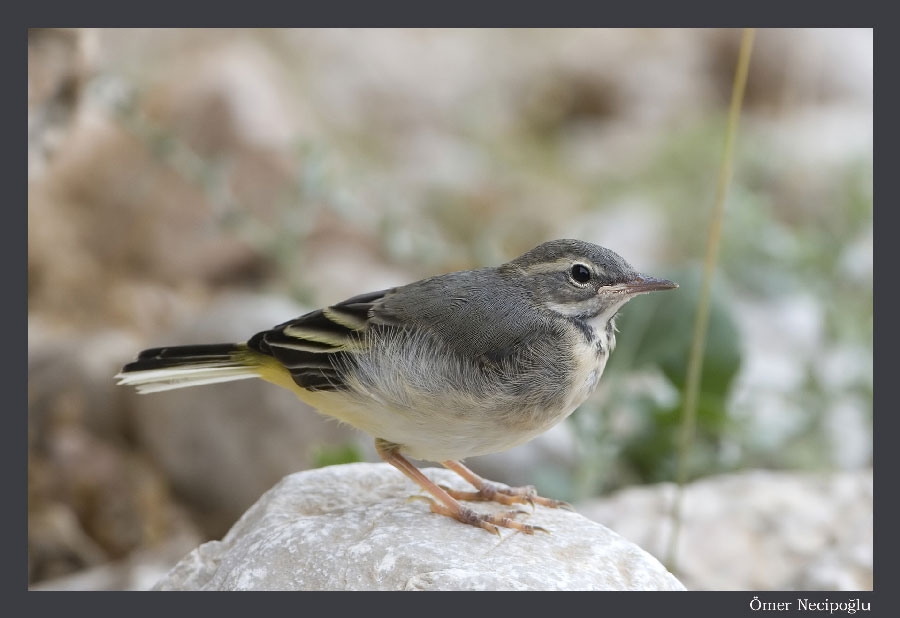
[116,239,677,535]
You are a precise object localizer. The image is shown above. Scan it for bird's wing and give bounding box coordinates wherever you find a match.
[246,288,394,392]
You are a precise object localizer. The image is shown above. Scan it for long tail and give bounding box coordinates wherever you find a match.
[115,344,261,394]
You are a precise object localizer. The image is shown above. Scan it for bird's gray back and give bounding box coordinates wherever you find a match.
[372,267,559,362]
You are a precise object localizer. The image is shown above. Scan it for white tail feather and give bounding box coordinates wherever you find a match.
[115,365,260,394]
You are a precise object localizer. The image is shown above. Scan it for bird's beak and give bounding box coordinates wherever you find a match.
[620,275,678,295]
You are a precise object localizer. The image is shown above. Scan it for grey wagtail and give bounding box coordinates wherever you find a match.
[117,239,677,534]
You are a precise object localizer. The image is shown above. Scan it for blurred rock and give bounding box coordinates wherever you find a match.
[154,463,685,591]
[729,293,872,470]
[27,109,271,331]
[30,531,201,591]
[708,28,872,111]
[28,324,202,585]
[27,419,199,585]
[277,29,496,137]
[141,38,303,152]
[28,499,108,582]
[29,325,140,442]
[28,28,98,179]
[515,30,714,135]
[126,292,364,536]
[577,468,872,590]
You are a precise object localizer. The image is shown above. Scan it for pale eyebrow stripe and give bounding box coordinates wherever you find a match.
[519,258,608,278]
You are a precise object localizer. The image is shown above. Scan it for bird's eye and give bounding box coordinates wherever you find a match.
[570,263,591,284]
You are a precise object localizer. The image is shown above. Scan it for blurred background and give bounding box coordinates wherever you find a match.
[27,28,872,590]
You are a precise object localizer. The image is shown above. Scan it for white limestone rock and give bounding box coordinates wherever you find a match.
[578,469,873,591]
[153,463,685,591]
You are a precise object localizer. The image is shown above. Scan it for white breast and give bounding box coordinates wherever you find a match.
[300,320,617,462]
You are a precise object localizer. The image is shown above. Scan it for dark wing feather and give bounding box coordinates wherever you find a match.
[247,288,393,391]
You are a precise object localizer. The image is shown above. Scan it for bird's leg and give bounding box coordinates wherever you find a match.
[375,439,546,535]
[440,460,572,510]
